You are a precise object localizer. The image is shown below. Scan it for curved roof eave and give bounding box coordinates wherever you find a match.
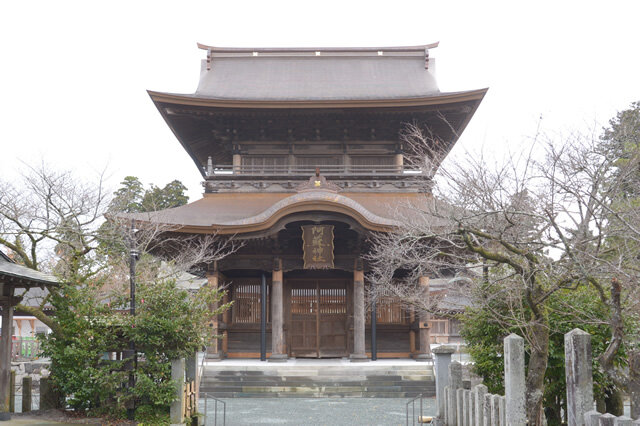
[124,191,401,235]
[147,88,488,110]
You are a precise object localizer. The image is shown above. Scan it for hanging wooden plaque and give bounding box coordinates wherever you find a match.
[301,225,334,269]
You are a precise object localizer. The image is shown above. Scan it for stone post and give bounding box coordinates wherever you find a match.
[584,410,601,426]
[270,259,287,362]
[504,334,526,425]
[499,396,506,426]
[469,389,475,426]
[170,358,185,425]
[456,388,464,426]
[8,371,15,413]
[443,387,450,425]
[599,413,616,426]
[415,276,432,361]
[40,377,62,410]
[449,361,463,426]
[483,393,492,426]
[462,390,469,426]
[565,329,595,426]
[22,376,32,413]
[491,394,501,426]
[350,267,368,362]
[628,351,639,420]
[474,384,487,426]
[395,152,404,171]
[614,417,633,426]
[433,346,455,421]
[232,152,242,173]
[206,269,221,360]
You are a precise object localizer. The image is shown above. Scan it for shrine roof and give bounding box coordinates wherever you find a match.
[148,43,487,107]
[122,191,440,235]
[0,251,59,288]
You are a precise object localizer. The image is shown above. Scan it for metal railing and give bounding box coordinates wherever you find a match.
[205,164,423,177]
[406,394,433,425]
[201,393,226,426]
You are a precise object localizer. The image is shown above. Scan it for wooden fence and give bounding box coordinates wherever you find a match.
[11,338,41,361]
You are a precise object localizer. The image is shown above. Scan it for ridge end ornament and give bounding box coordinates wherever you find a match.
[296,168,341,193]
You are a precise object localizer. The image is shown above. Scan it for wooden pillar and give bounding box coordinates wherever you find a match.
[206,268,222,360]
[409,309,416,357]
[350,266,368,362]
[221,288,230,356]
[415,276,432,361]
[269,259,287,362]
[0,287,15,420]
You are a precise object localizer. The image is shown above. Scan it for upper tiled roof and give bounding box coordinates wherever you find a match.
[192,44,441,101]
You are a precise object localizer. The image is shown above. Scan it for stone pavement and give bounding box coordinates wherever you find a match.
[199,397,436,425]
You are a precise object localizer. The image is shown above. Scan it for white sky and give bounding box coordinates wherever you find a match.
[1,0,639,202]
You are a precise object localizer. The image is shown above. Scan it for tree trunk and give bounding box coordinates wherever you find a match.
[604,387,624,416]
[525,317,550,425]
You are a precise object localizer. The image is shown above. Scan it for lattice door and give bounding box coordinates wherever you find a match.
[318,283,347,357]
[290,281,318,357]
[289,279,347,358]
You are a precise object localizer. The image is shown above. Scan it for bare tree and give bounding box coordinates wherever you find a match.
[0,163,241,335]
[367,124,640,423]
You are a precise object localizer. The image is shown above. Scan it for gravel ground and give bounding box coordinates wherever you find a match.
[199,397,436,426]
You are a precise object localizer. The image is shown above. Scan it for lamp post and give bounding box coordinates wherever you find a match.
[127,221,140,421]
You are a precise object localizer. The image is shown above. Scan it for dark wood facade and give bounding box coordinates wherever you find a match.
[140,44,484,360]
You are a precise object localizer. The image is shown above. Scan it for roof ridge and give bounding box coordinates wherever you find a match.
[196,42,439,53]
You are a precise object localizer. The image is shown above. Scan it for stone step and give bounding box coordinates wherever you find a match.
[204,371,434,378]
[200,363,436,398]
[199,387,435,395]
[199,391,431,398]
[201,380,434,387]
[202,374,431,381]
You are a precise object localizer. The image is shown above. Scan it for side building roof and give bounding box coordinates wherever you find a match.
[0,252,59,289]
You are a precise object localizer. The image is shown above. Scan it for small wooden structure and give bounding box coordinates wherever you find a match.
[0,252,58,421]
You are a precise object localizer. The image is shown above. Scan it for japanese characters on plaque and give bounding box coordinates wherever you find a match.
[301,225,335,269]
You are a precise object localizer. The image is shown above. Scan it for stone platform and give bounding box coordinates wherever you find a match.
[200,358,435,398]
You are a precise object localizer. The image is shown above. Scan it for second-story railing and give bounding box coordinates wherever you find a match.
[205,164,423,177]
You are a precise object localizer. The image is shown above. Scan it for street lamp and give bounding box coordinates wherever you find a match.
[127,222,140,421]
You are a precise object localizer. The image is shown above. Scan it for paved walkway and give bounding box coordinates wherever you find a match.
[199,397,436,425]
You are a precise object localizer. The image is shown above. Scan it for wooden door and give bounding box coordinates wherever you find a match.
[289,279,348,358]
[290,281,318,357]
